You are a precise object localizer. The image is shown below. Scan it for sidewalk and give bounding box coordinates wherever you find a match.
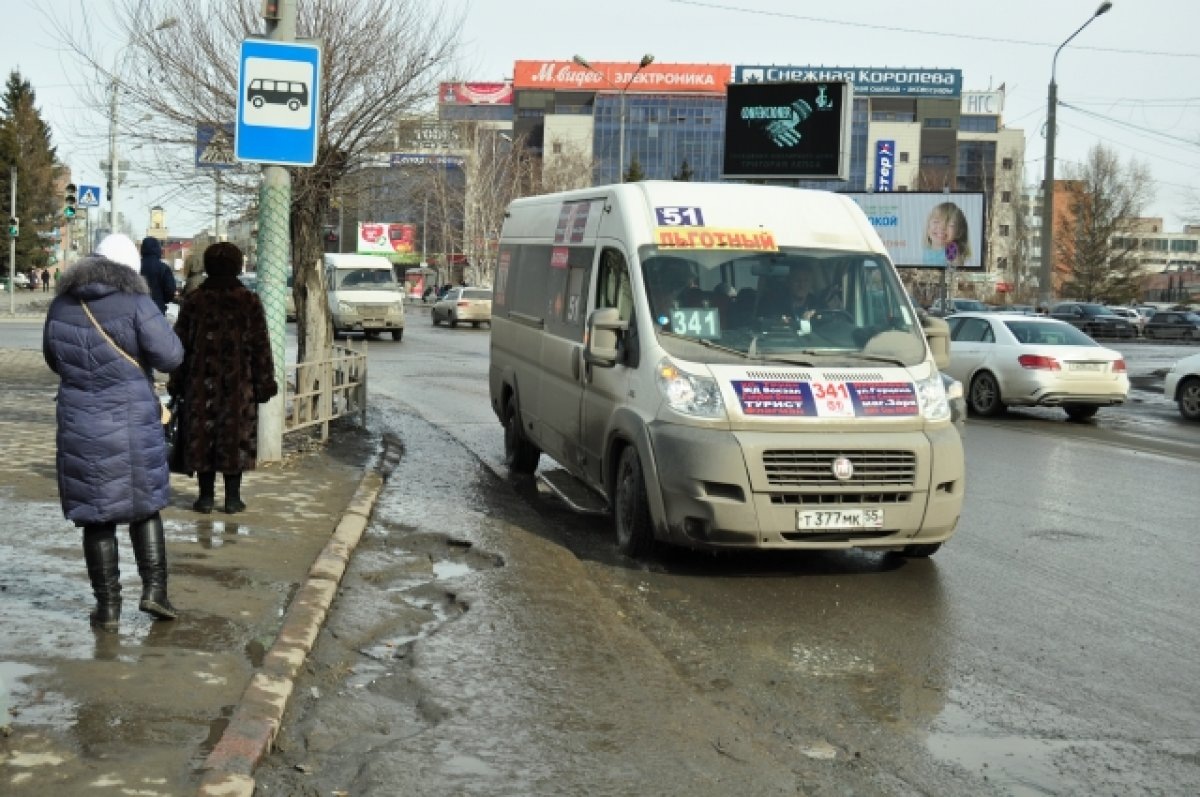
[0,287,52,320]
[0,348,385,796]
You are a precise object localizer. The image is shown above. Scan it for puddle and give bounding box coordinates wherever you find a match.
[432,560,473,580]
[928,702,1100,795]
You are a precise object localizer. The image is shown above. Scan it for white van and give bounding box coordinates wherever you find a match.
[489,181,963,558]
[324,253,405,341]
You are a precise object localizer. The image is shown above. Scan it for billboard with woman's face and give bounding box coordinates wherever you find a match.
[846,193,985,269]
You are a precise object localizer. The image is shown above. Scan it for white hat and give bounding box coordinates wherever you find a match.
[96,234,141,272]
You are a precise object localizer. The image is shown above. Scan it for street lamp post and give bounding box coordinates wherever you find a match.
[572,54,655,182]
[1039,1,1112,307]
[108,17,178,235]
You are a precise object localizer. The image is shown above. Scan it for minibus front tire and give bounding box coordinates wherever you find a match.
[614,447,655,558]
[503,394,540,474]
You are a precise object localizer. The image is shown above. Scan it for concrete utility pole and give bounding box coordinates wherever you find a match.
[8,166,15,316]
[255,0,297,463]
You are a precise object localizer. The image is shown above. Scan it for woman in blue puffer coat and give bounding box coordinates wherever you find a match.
[43,234,184,630]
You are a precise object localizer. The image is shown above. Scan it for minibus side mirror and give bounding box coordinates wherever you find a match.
[921,315,951,370]
[584,307,627,368]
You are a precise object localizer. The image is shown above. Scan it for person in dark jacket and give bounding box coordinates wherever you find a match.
[139,236,176,313]
[167,242,278,515]
[43,233,185,630]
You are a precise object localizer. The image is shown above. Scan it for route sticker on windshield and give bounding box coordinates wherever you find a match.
[655,228,778,251]
[733,380,919,417]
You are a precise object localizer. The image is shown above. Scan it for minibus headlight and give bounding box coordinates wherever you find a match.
[916,372,951,422]
[655,358,724,418]
[337,301,355,314]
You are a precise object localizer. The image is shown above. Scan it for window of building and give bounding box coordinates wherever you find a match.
[999,224,1010,236]
[924,117,953,128]
[959,115,999,133]
[920,155,951,166]
[1169,239,1198,253]
[1002,157,1014,170]
[899,152,909,163]
[997,257,1008,270]
[1001,190,1012,203]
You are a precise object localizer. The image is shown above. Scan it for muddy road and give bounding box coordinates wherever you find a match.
[254,316,1200,795]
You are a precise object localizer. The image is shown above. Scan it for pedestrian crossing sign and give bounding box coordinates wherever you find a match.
[196,124,236,169]
[77,185,101,207]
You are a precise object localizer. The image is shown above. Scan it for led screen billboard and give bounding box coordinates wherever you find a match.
[845,193,986,269]
[723,81,852,179]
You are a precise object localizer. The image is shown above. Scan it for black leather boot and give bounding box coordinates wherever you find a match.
[82,524,121,630]
[224,472,245,514]
[129,512,177,621]
[194,471,215,514]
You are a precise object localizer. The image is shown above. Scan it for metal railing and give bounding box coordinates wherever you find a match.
[283,341,368,440]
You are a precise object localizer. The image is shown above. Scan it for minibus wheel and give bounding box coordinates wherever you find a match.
[614,447,655,558]
[503,394,540,474]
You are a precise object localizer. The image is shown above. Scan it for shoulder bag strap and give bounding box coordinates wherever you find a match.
[81,300,142,370]
[82,300,171,423]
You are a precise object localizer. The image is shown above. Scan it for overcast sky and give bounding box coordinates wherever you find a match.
[4,0,1197,238]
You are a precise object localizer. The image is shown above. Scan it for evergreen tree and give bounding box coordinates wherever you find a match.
[0,71,61,273]
[623,156,645,183]
[673,158,694,182]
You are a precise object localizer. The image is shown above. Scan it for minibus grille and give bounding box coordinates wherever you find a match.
[770,492,913,506]
[762,450,917,487]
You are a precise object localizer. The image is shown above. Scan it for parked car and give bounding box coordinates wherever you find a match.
[1105,306,1148,336]
[945,312,1129,421]
[1143,310,1200,341]
[431,286,492,328]
[1163,352,1200,421]
[1048,301,1136,339]
[929,297,988,317]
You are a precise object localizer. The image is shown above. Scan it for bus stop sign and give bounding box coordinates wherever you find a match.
[235,39,322,166]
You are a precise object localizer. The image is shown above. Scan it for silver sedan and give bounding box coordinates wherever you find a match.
[945,312,1129,421]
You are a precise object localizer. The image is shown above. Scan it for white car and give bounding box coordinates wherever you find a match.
[945,312,1129,421]
[1105,306,1148,336]
[1163,352,1200,421]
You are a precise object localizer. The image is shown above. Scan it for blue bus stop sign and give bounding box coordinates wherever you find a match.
[235,39,322,167]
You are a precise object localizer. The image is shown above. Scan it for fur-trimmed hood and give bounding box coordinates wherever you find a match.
[56,255,150,301]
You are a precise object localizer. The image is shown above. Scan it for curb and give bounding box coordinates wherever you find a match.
[195,446,392,797]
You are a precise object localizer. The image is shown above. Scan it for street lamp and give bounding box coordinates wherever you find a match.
[1039,1,1112,307]
[108,17,179,235]
[572,54,655,182]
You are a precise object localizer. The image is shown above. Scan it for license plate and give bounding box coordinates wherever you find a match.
[797,508,883,530]
[1069,362,1105,371]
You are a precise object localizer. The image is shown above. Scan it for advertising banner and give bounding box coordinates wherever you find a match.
[734,65,962,98]
[357,222,417,255]
[845,192,986,269]
[438,81,514,105]
[723,81,852,179]
[875,140,895,192]
[513,61,730,94]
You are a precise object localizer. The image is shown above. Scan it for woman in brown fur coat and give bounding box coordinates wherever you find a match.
[167,242,278,513]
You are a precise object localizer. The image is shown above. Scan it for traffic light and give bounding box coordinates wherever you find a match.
[7,216,17,238]
[64,183,77,219]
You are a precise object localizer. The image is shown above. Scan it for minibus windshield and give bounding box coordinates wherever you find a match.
[639,247,928,367]
[333,268,401,291]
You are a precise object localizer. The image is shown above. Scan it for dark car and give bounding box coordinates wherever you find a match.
[1048,302,1135,339]
[1143,310,1200,341]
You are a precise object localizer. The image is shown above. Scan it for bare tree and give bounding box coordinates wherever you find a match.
[1057,143,1154,303]
[51,0,460,362]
